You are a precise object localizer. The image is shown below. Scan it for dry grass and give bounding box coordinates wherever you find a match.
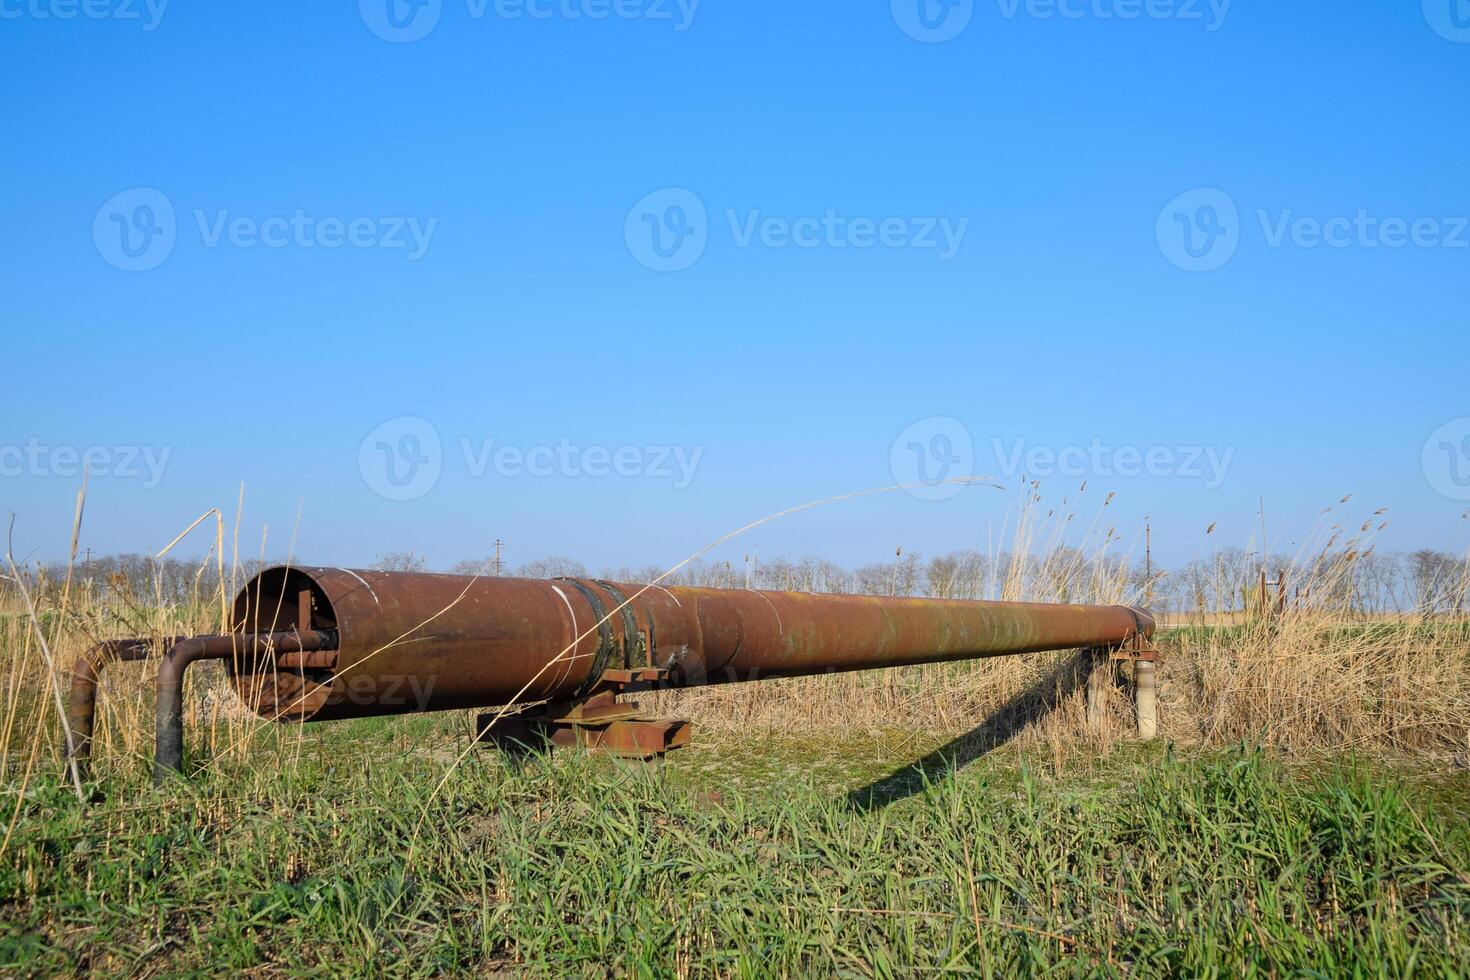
[3,490,1467,976]
[1,488,1468,790]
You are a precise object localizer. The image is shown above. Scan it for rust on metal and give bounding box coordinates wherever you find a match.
[224,567,1154,722]
[67,638,158,773]
[68,564,1156,780]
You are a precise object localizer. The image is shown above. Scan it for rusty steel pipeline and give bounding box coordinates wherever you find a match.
[68,565,1154,781]
[226,566,1153,722]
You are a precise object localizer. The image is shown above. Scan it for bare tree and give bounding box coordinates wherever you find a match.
[449,557,495,576]
[925,551,988,599]
[1409,549,1463,615]
[598,564,668,585]
[371,552,428,573]
[513,556,588,580]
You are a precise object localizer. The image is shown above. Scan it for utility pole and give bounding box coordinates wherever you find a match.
[1144,521,1153,606]
[492,539,503,577]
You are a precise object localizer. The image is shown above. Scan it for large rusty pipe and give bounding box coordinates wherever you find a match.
[225,567,1153,724]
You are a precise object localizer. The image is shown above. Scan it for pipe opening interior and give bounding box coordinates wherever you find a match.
[228,567,337,722]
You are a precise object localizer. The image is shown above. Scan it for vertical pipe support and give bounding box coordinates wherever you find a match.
[1084,648,1112,734]
[67,639,158,777]
[153,638,229,784]
[153,631,337,784]
[1134,659,1158,740]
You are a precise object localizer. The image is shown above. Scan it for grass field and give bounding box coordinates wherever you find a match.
[1,717,1467,976]
[3,495,1469,975]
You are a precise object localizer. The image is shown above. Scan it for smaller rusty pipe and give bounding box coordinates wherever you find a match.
[68,639,158,775]
[153,630,337,784]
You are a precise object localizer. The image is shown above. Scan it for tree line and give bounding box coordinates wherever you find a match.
[7,547,1467,617]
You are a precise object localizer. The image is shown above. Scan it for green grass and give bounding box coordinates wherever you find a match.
[2,721,1467,977]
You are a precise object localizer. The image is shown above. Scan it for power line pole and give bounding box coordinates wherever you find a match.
[1144,521,1152,606]
[492,539,503,577]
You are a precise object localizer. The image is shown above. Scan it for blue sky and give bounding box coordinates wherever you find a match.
[2,0,1467,574]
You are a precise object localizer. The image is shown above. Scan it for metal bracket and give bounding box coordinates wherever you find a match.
[555,578,619,698]
[1106,631,1160,663]
[1085,632,1161,739]
[476,668,690,760]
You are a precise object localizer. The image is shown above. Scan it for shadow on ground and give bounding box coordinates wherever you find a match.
[845,651,1095,812]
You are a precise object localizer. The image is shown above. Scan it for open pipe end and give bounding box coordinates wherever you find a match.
[229,567,338,722]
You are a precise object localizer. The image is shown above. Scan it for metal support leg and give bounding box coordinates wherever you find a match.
[1134,659,1158,740]
[67,639,158,777]
[1085,649,1113,733]
[153,631,337,784]
[154,638,231,783]
[1094,629,1162,742]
